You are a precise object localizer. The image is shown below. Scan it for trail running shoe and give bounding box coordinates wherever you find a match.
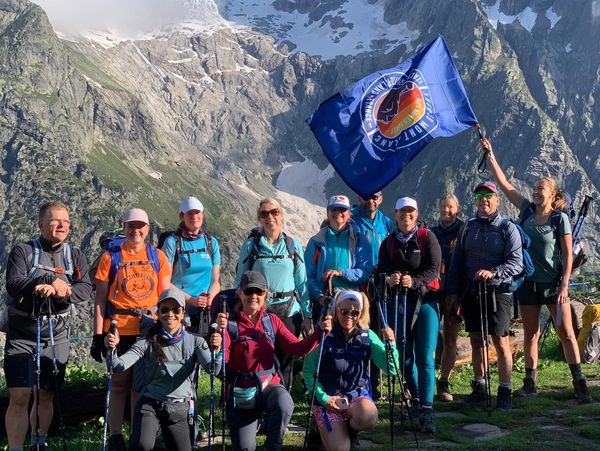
[464,380,487,404]
[515,377,537,397]
[419,407,436,433]
[108,433,127,451]
[573,378,593,404]
[496,386,512,410]
[436,379,453,402]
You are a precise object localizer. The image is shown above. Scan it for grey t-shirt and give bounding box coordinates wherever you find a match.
[519,202,571,284]
[113,334,219,401]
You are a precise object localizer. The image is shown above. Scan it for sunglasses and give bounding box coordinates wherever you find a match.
[258,208,281,219]
[243,287,266,296]
[365,194,381,201]
[340,308,360,318]
[328,207,348,214]
[160,305,182,315]
[473,192,496,200]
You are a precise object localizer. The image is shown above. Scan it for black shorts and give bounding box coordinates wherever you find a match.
[462,289,513,337]
[4,339,69,390]
[517,280,558,306]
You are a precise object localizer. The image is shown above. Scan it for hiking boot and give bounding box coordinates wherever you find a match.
[496,386,512,410]
[573,378,593,404]
[419,407,436,433]
[347,423,360,449]
[515,377,537,397]
[108,433,127,451]
[464,380,486,404]
[436,379,453,402]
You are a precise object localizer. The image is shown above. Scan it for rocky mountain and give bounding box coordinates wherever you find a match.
[1,0,599,362]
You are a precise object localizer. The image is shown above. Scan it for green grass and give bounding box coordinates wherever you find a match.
[2,331,600,450]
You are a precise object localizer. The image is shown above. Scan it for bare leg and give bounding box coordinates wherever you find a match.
[469,332,485,379]
[491,335,513,384]
[319,419,351,451]
[347,398,378,431]
[6,387,31,448]
[440,317,461,380]
[520,305,543,370]
[109,367,132,434]
[548,303,581,364]
[30,388,55,438]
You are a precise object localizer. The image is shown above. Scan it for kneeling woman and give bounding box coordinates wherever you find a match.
[303,290,398,450]
[106,288,221,451]
[216,271,332,451]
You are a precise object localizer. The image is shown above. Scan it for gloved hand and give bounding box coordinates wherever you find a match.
[90,334,106,363]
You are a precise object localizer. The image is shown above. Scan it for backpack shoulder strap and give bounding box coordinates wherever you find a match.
[416,227,428,254]
[242,229,262,270]
[261,312,276,345]
[204,231,214,261]
[519,202,536,226]
[146,244,160,275]
[28,238,43,276]
[227,319,239,342]
[282,232,302,267]
[62,243,74,277]
[108,247,122,289]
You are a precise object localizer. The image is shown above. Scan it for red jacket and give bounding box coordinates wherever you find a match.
[225,307,321,387]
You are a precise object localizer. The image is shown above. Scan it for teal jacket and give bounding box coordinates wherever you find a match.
[304,223,372,302]
[350,206,394,267]
[234,233,310,318]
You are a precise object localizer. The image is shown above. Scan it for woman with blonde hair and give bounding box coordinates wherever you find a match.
[431,193,465,402]
[482,138,591,403]
[303,290,398,450]
[234,198,311,389]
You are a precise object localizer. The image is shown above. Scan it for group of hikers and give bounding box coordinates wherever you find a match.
[1,138,594,451]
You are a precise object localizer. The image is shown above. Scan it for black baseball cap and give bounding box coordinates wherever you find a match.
[239,271,267,291]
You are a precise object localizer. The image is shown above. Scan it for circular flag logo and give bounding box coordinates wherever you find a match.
[361,70,438,152]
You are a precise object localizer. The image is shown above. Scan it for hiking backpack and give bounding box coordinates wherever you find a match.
[0,238,76,332]
[242,228,302,271]
[157,227,213,267]
[460,218,535,292]
[89,228,126,290]
[384,227,441,292]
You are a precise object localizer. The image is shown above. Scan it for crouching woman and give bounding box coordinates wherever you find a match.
[106,288,221,451]
[303,290,398,450]
[216,270,332,451]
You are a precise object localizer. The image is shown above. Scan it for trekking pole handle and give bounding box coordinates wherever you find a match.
[220,295,227,314]
[109,320,118,334]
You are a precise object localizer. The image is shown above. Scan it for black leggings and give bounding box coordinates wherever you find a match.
[130,396,191,451]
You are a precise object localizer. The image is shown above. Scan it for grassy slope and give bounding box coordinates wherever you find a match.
[2,330,600,450]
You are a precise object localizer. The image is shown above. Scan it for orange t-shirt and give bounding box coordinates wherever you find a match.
[96,244,171,335]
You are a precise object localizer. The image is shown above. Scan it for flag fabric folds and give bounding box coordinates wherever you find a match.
[307,35,478,198]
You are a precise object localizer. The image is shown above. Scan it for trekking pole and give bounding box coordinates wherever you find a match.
[302,295,334,450]
[102,320,118,451]
[400,282,409,433]
[220,295,227,451]
[208,323,218,451]
[475,124,488,173]
[480,281,492,417]
[46,302,67,451]
[34,297,42,451]
[375,291,420,450]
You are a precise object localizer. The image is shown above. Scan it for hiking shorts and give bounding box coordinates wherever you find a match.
[518,280,559,306]
[4,336,69,390]
[463,290,512,337]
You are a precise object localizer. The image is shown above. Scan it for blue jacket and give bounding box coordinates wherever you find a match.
[350,206,394,267]
[446,213,523,294]
[304,223,372,301]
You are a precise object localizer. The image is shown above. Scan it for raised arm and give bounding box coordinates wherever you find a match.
[481,138,526,210]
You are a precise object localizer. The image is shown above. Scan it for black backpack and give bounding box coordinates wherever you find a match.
[157,228,213,267]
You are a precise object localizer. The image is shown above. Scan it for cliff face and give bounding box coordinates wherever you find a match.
[1,0,599,362]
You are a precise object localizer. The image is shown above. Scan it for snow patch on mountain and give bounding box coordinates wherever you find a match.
[33,0,417,59]
[545,7,561,29]
[482,0,537,32]
[275,160,334,243]
[216,0,418,59]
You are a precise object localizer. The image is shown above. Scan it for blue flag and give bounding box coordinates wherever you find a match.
[307,36,478,198]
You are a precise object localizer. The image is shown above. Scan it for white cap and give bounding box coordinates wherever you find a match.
[179,196,204,213]
[395,197,418,211]
[336,290,363,309]
[327,195,350,210]
[122,208,149,224]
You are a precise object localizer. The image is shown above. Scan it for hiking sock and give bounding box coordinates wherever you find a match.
[569,364,583,380]
[525,368,537,381]
[498,381,511,389]
[30,434,47,446]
